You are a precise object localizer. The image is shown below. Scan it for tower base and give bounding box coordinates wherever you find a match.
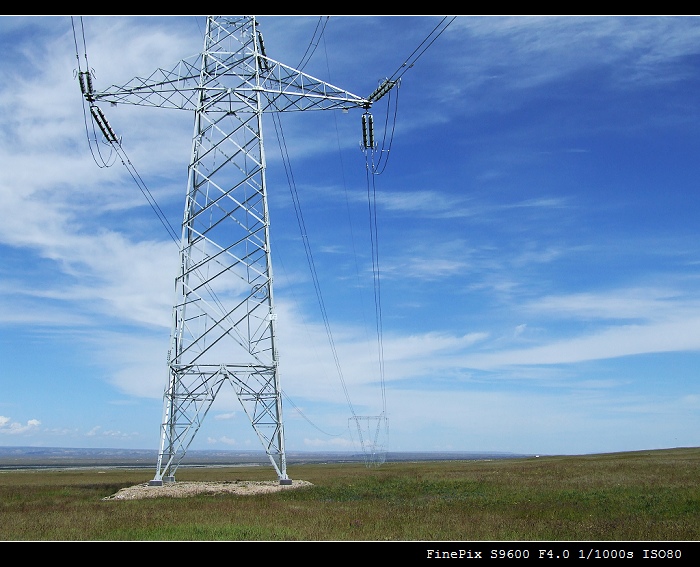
[148,476,175,486]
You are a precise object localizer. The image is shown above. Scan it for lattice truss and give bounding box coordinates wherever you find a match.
[93,17,368,113]
[88,16,371,482]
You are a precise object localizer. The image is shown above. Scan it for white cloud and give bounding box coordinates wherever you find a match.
[0,416,41,435]
[100,429,139,439]
[214,412,237,421]
[93,331,170,399]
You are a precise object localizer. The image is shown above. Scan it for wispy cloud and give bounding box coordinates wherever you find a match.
[464,316,700,370]
[521,286,699,322]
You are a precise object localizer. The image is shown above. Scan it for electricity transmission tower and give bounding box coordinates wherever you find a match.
[82,16,383,484]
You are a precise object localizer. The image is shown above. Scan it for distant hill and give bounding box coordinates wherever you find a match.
[0,446,529,470]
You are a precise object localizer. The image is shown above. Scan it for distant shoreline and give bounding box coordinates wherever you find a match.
[0,446,528,470]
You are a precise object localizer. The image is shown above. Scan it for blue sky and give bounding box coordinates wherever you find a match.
[3,16,700,457]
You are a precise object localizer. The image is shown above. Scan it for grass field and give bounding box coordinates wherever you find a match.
[1,447,699,541]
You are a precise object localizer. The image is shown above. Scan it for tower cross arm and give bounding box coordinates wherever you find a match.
[256,56,371,112]
[88,54,204,111]
[86,52,372,114]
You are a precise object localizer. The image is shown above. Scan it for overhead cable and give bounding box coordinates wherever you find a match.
[385,16,456,84]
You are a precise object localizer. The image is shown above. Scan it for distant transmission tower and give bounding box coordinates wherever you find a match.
[81,16,378,484]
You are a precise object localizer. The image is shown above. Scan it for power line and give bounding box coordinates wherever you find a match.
[385,16,456,84]
[272,112,357,418]
[282,391,348,437]
[356,17,458,414]
[366,16,456,107]
[365,156,387,416]
[296,16,329,70]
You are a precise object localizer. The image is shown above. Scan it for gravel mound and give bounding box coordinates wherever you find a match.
[103,480,313,500]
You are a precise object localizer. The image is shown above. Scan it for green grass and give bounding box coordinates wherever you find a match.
[1,447,699,540]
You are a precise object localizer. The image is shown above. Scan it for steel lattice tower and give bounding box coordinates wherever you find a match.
[85,16,372,484]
